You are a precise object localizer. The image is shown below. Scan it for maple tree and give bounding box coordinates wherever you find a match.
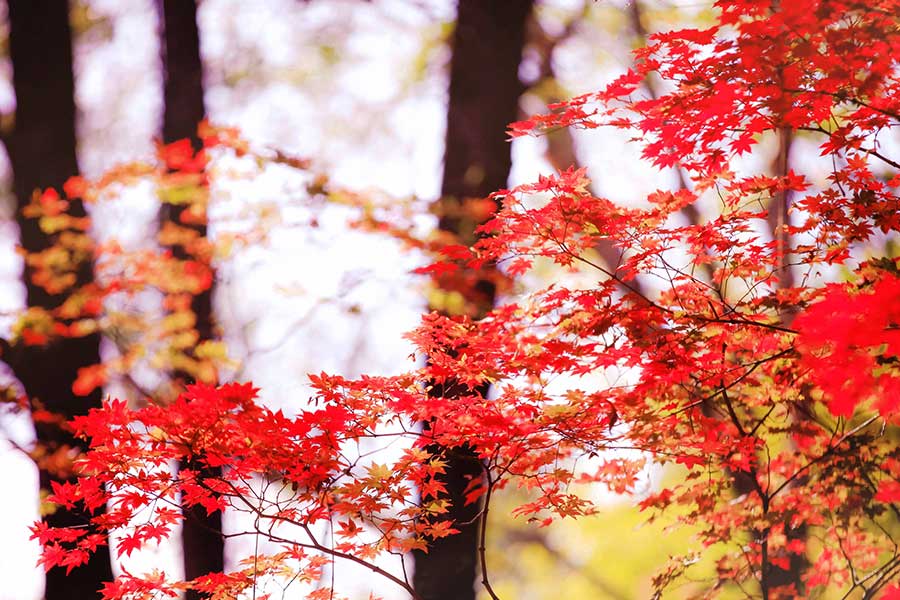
[157,1,226,592]
[5,1,114,598]
[23,0,900,598]
[412,1,532,598]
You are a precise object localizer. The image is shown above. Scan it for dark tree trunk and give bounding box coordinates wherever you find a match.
[160,0,204,151]
[6,1,114,598]
[158,2,223,595]
[413,2,533,599]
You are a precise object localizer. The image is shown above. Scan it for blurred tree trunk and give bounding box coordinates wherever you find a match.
[412,2,533,599]
[6,1,114,598]
[158,1,223,596]
[161,0,205,150]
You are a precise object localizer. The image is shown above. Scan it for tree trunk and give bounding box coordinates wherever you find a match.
[160,0,205,150]
[6,1,114,598]
[413,2,533,599]
[158,2,224,596]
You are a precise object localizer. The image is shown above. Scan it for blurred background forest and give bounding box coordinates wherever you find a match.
[0,1,735,598]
